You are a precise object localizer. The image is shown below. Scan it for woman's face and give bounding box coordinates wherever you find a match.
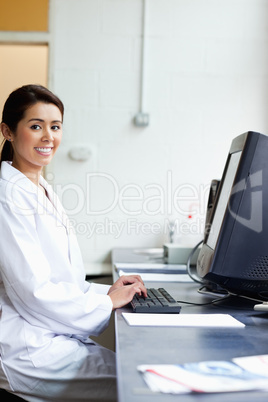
[10,102,63,174]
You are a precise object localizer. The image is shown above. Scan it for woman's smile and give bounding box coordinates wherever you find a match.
[34,147,53,155]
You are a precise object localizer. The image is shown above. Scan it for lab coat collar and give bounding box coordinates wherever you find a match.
[39,174,71,232]
[0,161,70,231]
[1,161,40,194]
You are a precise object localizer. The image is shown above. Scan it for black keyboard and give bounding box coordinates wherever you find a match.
[130,287,181,313]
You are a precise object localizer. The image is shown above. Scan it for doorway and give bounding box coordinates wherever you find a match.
[0,43,48,113]
[0,43,48,149]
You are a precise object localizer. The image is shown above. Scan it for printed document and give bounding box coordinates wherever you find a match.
[138,355,268,394]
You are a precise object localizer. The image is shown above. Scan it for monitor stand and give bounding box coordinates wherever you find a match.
[254,302,268,311]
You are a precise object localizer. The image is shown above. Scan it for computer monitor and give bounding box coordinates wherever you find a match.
[196,131,268,301]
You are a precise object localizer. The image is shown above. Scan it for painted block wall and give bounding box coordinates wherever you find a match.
[47,0,268,273]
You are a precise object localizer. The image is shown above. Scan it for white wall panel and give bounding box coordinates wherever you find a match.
[48,0,268,273]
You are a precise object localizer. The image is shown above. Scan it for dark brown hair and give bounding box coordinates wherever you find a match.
[0,84,64,162]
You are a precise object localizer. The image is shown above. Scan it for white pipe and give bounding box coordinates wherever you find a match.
[134,0,149,127]
[140,0,148,113]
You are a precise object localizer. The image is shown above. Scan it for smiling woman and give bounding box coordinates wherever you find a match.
[1,102,63,186]
[0,84,146,402]
[0,85,64,187]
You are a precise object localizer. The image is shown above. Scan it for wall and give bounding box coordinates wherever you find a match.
[0,0,48,31]
[47,0,268,274]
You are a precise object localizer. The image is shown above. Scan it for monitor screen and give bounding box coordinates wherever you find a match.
[196,131,268,301]
[207,151,241,250]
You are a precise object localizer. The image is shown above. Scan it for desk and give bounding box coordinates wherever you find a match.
[112,248,268,402]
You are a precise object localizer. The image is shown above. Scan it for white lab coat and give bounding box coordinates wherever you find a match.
[0,162,116,401]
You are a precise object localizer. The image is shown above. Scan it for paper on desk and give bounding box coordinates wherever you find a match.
[122,313,245,328]
[118,270,192,282]
[138,355,268,394]
[115,263,186,271]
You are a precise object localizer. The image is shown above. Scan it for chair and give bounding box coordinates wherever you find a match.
[0,388,26,400]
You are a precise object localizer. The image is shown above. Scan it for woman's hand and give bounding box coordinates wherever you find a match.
[108,275,147,310]
[108,275,144,292]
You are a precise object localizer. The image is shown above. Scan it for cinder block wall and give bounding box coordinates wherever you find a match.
[47,0,268,274]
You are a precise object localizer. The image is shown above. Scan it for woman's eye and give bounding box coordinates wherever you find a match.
[51,125,61,131]
[31,124,41,130]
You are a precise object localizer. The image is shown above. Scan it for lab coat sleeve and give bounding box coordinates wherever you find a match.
[84,281,111,295]
[0,201,113,338]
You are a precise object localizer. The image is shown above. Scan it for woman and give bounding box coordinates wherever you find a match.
[0,85,147,401]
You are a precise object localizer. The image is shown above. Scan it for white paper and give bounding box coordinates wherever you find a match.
[138,356,268,394]
[233,355,268,377]
[118,270,192,282]
[122,313,245,328]
[115,263,186,270]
